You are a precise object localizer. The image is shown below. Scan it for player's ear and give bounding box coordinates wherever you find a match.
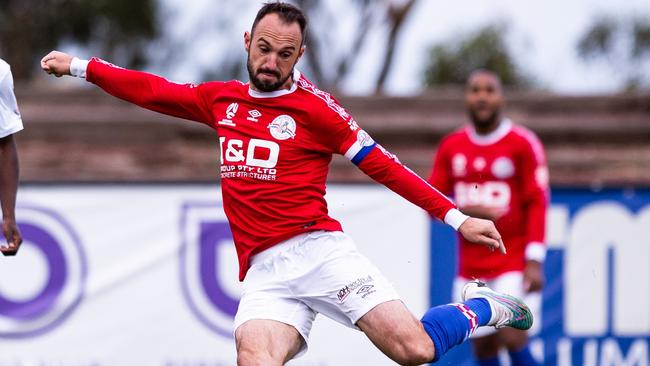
[244,31,251,52]
[296,45,306,62]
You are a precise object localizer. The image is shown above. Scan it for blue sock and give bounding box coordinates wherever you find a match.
[509,345,539,366]
[421,299,492,362]
[476,356,500,366]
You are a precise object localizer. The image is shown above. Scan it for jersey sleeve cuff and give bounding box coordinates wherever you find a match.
[444,208,469,231]
[525,242,547,262]
[70,57,89,78]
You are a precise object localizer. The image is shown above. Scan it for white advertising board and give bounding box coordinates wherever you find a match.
[0,184,430,366]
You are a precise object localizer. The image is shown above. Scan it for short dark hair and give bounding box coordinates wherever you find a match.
[466,69,503,91]
[251,2,308,44]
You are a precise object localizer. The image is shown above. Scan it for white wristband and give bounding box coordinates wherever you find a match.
[444,208,470,231]
[70,57,89,78]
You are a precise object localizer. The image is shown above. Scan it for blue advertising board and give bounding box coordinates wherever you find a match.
[430,188,650,366]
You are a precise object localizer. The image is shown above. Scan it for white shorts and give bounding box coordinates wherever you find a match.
[234,230,400,356]
[452,271,542,337]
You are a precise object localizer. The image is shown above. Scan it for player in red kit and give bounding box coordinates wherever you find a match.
[42,4,535,365]
[429,70,548,366]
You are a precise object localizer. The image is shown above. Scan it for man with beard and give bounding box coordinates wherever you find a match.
[41,4,534,365]
[0,58,23,256]
[429,70,548,366]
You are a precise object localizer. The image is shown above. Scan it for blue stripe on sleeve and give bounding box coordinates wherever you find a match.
[351,143,376,165]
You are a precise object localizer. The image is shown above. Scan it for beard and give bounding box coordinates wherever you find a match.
[469,108,500,130]
[247,54,294,92]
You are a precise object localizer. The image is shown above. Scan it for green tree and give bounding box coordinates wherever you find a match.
[423,23,530,88]
[578,16,650,90]
[0,0,159,80]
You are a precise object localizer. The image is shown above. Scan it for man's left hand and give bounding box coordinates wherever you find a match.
[458,217,506,254]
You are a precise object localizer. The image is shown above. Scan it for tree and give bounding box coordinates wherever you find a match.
[0,0,159,80]
[153,0,418,94]
[422,23,531,88]
[293,0,417,93]
[375,0,417,94]
[578,16,650,91]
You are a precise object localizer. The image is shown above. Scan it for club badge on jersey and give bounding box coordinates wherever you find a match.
[268,115,297,140]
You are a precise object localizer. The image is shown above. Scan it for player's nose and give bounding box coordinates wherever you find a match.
[264,54,279,71]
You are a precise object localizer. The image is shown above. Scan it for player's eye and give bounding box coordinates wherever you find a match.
[280,52,292,59]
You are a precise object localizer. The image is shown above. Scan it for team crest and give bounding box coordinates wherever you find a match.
[491,157,515,178]
[268,115,297,140]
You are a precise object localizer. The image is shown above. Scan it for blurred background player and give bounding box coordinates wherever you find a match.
[0,58,23,256]
[429,69,549,366]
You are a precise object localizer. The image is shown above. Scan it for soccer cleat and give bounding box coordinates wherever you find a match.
[462,280,533,330]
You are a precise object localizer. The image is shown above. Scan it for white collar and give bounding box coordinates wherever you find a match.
[466,118,513,145]
[247,69,301,98]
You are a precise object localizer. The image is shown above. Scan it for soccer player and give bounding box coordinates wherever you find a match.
[0,58,23,256]
[41,4,534,365]
[429,70,548,366]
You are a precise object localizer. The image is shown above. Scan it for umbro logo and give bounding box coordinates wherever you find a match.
[247,110,262,123]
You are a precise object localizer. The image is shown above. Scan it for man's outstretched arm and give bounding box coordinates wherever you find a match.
[41,51,214,124]
[355,145,506,254]
[0,134,22,256]
[310,93,506,254]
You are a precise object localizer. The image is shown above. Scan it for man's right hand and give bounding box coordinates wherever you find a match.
[41,51,74,77]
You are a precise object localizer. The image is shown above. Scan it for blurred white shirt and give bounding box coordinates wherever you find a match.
[0,59,24,138]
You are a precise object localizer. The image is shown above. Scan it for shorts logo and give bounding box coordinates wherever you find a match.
[268,115,297,140]
[356,285,376,298]
[0,205,87,338]
[180,202,241,338]
[337,275,373,302]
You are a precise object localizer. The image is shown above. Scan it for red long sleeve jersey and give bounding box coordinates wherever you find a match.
[429,120,549,279]
[86,59,456,280]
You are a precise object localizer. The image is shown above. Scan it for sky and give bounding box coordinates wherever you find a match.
[157,0,650,95]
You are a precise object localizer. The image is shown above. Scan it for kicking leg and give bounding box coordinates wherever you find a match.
[357,300,435,366]
[358,297,492,365]
[360,280,533,364]
[235,319,304,366]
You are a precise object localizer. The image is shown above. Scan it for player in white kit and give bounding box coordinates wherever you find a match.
[0,58,23,256]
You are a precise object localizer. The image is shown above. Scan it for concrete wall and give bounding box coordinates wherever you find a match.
[15,87,650,186]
